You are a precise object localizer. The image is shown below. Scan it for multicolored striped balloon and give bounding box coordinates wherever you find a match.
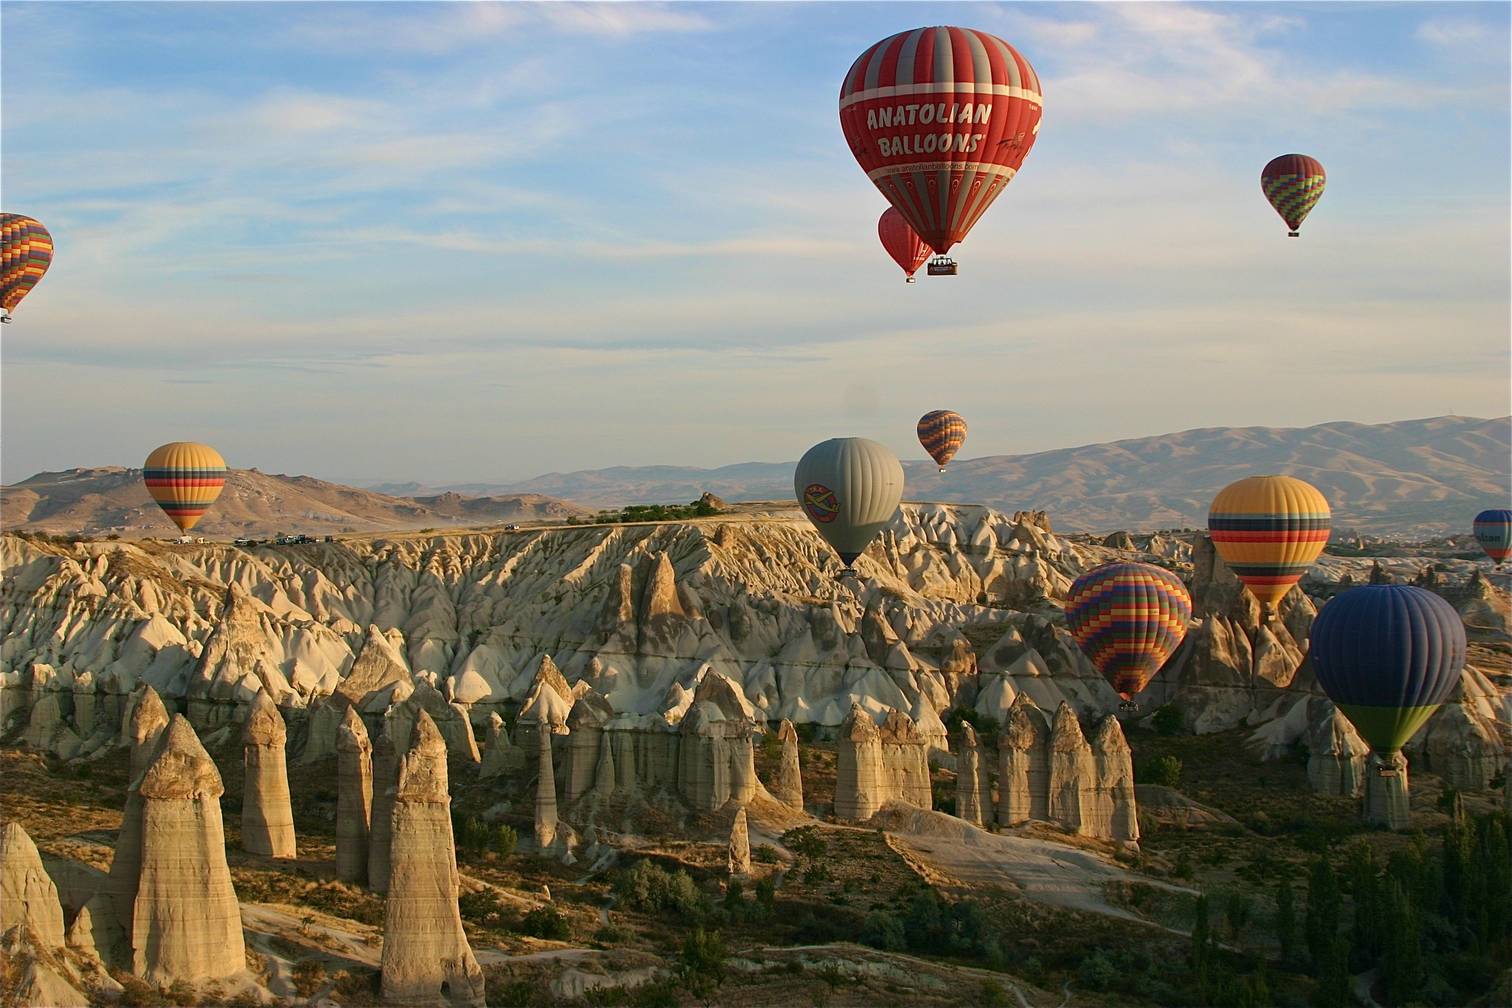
[1066,562,1192,700]
[916,410,967,470]
[840,27,1043,255]
[1473,508,1512,565]
[1208,475,1330,616]
[143,442,227,533]
[1309,585,1465,754]
[1,213,54,318]
[1261,154,1325,237]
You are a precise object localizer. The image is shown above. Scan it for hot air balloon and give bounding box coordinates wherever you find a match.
[1472,508,1512,566]
[1261,155,1325,237]
[1309,585,1465,755]
[794,437,903,575]
[916,410,967,471]
[1208,475,1330,618]
[1,214,54,322]
[1066,562,1192,704]
[878,208,931,282]
[143,442,227,533]
[840,27,1043,274]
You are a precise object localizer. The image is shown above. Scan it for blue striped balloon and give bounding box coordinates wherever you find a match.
[1308,585,1465,753]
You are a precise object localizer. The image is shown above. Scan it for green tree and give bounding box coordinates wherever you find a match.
[677,928,727,1006]
[1152,703,1184,735]
[1224,890,1255,941]
[492,823,518,859]
[1379,879,1423,1004]
[1305,857,1341,968]
[1348,844,1381,966]
[1310,935,1351,1008]
[1190,894,1213,1002]
[1275,878,1297,966]
[1145,755,1183,787]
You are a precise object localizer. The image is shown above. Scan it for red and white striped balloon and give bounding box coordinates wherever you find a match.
[840,27,1043,255]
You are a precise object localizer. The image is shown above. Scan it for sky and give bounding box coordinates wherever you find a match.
[2,1,1508,486]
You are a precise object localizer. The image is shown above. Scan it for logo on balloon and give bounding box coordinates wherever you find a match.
[803,483,840,524]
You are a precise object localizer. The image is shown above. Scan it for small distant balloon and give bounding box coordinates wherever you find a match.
[1208,475,1331,617]
[916,410,967,471]
[143,442,227,533]
[1066,562,1192,701]
[1309,585,1465,754]
[878,208,931,282]
[1,213,54,321]
[1472,508,1511,566]
[1261,155,1325,237]
[794,437,904,574]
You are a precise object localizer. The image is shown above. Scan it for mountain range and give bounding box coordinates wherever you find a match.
[5,416,1507,538]
[379,415,1511,536]
[0,468,585,538]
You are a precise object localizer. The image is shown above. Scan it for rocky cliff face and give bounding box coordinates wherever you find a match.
[0,507,1114,743]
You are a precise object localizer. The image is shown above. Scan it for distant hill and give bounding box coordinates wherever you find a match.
[442,416,1511,536]
[0,468,587,538]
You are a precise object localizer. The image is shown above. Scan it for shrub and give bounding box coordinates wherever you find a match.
[613,860,704,916]
[291,959,326,997]
[1152,704,1184,736]
[1077,950,1120,992]
[783,826,829,859]
[595,922,631,945]
[859,911,906,951]
[520,907,571,940]
[492,823,518,858]
[753,844,779,863]
[1145,755,1182,787]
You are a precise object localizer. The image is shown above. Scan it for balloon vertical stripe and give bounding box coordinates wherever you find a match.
[143,442,227,533]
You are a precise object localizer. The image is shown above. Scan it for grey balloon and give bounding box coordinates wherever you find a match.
[793,437,904,570]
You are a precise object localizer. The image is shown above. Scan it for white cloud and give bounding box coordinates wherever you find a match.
[1416,18,1495,48]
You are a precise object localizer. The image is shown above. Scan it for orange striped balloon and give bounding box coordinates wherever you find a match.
[1,214,54,318]
[143,442,227,533]
[917,410,967,471]
[1208,475,1330,615]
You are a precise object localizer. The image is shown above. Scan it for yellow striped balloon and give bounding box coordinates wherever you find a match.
[917,410,967,471]
[2,213,54,319]
[143,442,227,532]
[1208,475,1331,615]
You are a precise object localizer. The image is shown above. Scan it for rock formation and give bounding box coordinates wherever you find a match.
[728,806,751,877]
[835,703,887,821]
[1412,700,1508,792]
[106,685,170,945]
[954,723,992,828]
[185,584,292,728]
[132,715,245,984]
[1364,751,1411,830]
[998,695,1051,825]
[0,925,89,1008]
[241,688,296,858]
[772,718,803,812]
[1305,701,1369,797]
[0,820,67,948]
[993,696,1136,841]
[1048,703,1095,836]
[380,710,485,1007]
[535,720,561,850]
[368,730,399,893]
[478,711,523,778]
[336,705,373,884]
[1089,716,1139,843]
[834,704,932,821]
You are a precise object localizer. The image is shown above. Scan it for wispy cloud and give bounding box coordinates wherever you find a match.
[1416,17,1496,49]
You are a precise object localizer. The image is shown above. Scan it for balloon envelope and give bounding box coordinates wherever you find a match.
[143,442,227,533]
[794,437,904,569]
[1066,562,1192,700]
[1472,508,1512,563]
[878,207,931,279]
[1,214,54,315]
[840,26,1042,254]
[916,410,967,469]
[1261,154,1325,235]
[1208,475,1330,613]
[1309,585,1465,753]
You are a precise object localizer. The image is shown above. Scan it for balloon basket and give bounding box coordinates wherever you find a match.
[905,277,916,284]
[0,313,11,324]
[938,467,947,474]
[1287,231,1299,238]
[926,257,958,277]
[1117,700,1140,714]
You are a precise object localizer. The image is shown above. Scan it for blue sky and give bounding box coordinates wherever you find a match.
[2,1,1508,485]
